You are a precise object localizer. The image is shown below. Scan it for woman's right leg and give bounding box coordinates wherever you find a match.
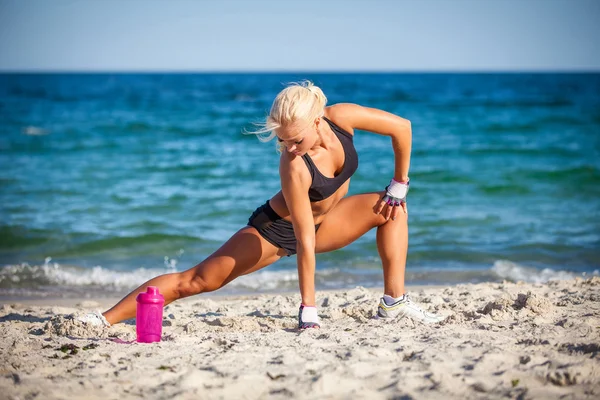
[103,226,283,325]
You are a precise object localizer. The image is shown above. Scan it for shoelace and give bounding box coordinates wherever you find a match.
[404,295,428,315]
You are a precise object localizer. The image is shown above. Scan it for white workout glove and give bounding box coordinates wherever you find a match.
[382,178,410,207]
[298,304,320,329]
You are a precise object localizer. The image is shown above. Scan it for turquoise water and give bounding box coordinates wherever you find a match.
[1,73,599,298]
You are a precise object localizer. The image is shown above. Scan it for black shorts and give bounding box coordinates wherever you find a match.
[248,200,320,256]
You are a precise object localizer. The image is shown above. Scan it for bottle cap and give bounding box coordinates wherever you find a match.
[136,286,165,303]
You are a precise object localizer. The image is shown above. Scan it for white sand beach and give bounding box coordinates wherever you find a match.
[1,277,599,399]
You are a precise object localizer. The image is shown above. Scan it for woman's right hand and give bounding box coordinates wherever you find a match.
[298,304,320,329]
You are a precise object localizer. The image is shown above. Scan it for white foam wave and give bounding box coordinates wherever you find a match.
[224,268,346,290]
[228,270,299,290]
[0,258,177,289]
[22,126,49,136]
[2,258,596,293]
[491,260,597,283]
[0,259,344,292]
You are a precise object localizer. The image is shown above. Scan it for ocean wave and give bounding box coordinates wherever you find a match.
[465,146,579,157]
[0,259,335,292]
[534,115,586,126]
[482,122,538,133]
[0,258,179,290]
[2,259,596,297]
[410,170,476,184]
[520,165,599,181]
[47,233,200,257]
[21,126,50,136]
[439,98,573,109]
[479,184,531,195]
[490,260,598,283]
[0,225,51,250]
[481,98,572,108]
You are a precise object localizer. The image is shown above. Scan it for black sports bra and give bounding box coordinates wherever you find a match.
[301,117,359,202]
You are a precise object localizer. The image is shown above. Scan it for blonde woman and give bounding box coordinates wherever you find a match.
[81,81,443,329]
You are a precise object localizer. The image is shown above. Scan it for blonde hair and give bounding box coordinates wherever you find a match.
[246,80,327,148]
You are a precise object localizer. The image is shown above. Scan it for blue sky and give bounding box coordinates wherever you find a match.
[0,0,599,72]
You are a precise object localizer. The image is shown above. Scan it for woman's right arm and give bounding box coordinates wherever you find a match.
[279,154,317,307]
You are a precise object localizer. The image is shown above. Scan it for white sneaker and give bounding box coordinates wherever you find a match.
[377,295,445,324]
[77,311,111,327]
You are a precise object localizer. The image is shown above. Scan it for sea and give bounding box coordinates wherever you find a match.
[1,73,599,300]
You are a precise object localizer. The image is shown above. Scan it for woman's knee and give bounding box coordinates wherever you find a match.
[373,208,409,229]
[370,191,409,227]
[373,211,390,227]
[175,266,223,298]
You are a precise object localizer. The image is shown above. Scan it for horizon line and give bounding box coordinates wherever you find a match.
[1,68,599,74]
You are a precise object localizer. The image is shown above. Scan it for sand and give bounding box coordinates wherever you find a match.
[1,277,599,399]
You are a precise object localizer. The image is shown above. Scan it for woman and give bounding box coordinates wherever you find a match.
[80,81,443,329]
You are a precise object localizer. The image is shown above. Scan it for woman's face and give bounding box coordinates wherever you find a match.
[276,119,319,157]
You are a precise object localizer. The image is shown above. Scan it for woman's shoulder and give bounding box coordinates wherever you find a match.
[324,103,362,135]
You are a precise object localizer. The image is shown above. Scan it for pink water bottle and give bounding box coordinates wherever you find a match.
[136,286,165,343]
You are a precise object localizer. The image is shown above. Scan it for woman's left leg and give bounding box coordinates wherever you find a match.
[315,191,408,297]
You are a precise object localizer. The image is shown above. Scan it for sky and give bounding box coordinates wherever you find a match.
[0,0,599,72]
